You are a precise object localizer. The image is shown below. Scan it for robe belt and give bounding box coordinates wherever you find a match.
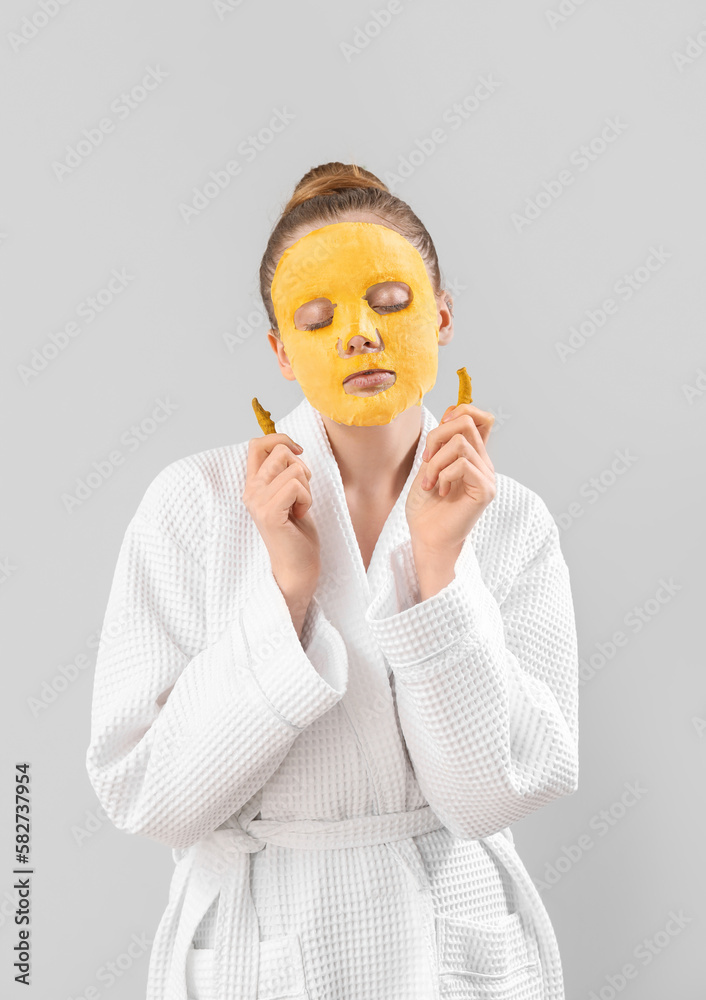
[147,804,445,1000]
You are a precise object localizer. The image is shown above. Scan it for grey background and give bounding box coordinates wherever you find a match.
[2,0,704,997]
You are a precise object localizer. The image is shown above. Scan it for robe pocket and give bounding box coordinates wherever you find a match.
[436,910,543,999]
[185,934,310,1000]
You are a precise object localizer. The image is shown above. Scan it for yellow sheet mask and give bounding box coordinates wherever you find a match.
[270,221,440,426]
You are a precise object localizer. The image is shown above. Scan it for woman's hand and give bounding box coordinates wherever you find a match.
[405,403,496,586]
[243,433,321,608]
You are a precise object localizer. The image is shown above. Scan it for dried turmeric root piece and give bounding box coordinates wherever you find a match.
[456,367,473,405]
[252,397,276,435]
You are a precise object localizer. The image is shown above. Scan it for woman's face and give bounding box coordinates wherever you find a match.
[270,221,440,426]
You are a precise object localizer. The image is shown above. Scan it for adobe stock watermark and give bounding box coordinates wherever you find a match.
[511,117,629,233]
[212,0,250,19]
[1,557,17,586]
[536,779,647,892]
[384,74,502,192]
[340,1,405,62]
[66,930,152,1000]
[554,447,638,532]
[223,300,270,353]
[72,803,111,847]
[672,19,706,73]
[52,66,169,181]
[545,0,594,31]
[554,246,672,362]
[681,366,706,405]
[7,0,73,53]
[61,397,179,513]
[588,909,692,999]
[578,577,682,688]
[178,107,295,223]
[692,712,706,738]
[17,268,136,385]
[27,605,129,718]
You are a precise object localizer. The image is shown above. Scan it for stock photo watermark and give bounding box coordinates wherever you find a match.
[536,779,647,892]
[212,0,250,19]
[672,19,706,73]
[384,74,502,192]
[7,0,74,53]
[27,605,129,718]
[588,909,692,999]
[0,557,17,586]
[554,246,672,362]
[178,107,295,223]
[66,931,152,1000]
[340,1,405,62]
[681,366,706,404]
[554,448,638,532]
[72,803,111,848]
[545,0,595,31]
[511,117,629,233]
[61,397,178,513]
[17,268,136,385]
[52,67,169,181]
[578,577,682,688]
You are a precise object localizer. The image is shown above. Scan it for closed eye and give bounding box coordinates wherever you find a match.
[304,300,408,330]
[373,301,409,314]
[304,317,333,331]
[364,281,412,315]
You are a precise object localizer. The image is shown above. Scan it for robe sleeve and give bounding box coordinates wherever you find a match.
[85,462,348,850]
[363,493,579,840]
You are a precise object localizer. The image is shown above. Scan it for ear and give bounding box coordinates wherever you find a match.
[436,291,454,346]
[267,330,298,381]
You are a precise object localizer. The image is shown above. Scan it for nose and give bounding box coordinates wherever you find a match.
[335,297,387,357]
[337,329,384,358]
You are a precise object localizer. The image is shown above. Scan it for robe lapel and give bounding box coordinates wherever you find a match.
[276,398,438,816]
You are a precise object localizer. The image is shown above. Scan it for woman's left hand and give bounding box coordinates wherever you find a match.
[406,403,496,559]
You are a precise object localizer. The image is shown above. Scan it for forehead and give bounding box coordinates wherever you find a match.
[271,222,428,302]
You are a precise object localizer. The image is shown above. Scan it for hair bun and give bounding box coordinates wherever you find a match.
[283,161,389,216]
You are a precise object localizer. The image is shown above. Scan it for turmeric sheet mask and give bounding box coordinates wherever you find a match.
[270,221,440,426]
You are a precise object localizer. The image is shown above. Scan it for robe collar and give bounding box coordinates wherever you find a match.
[276,395,438,608]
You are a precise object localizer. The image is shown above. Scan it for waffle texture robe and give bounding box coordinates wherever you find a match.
[85,396,579,1000]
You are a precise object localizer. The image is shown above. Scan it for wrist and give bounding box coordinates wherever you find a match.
[410,540,464,601]
[272,576,317,640]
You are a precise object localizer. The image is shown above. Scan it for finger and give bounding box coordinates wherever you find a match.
[442,404,495,453]
[269,474,312,522]
[424,408,494,473]
[246,433,304,479]
[438,403,495,452]
[255,443,312,488]
[261,461,311,503]
[436,456,496,500]
[422,434,491,490]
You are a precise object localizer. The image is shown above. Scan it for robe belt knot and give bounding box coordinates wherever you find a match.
[148,805,444,1000]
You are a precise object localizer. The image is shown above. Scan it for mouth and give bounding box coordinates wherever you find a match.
[342,368,396,388]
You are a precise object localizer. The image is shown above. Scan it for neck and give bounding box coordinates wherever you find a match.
[319,405,423,499]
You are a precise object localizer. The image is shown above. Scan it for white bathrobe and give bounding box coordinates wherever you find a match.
[85,395,579,1000]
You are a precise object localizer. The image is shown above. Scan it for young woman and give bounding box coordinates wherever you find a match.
[86,161,579,1000]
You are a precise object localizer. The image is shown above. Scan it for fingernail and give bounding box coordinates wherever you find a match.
[422,448,429,462]
[294,444,303,453]
[422,476,429,490]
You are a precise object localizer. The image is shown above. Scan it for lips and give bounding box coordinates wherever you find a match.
[342,368,395,385]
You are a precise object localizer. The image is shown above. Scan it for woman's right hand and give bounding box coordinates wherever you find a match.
[243,433,321,601]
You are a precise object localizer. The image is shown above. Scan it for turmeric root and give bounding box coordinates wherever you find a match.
[456,367,473,405]
[252,397,276,435]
